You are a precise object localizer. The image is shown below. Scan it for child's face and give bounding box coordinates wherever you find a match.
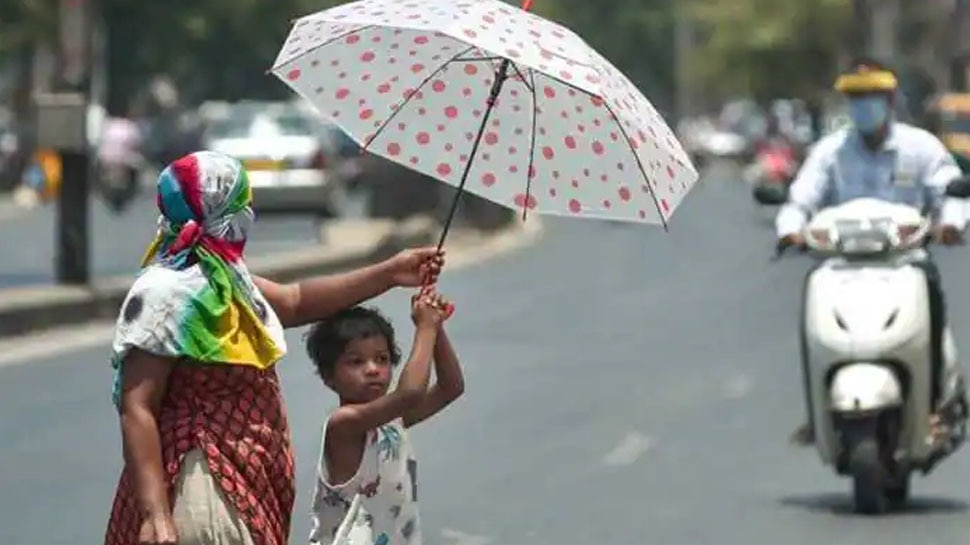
[327,335,394,403]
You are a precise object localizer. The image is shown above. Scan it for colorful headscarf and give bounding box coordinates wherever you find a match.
[111,151,286,404]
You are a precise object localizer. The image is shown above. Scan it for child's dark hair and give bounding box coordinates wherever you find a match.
[304,306,402,379]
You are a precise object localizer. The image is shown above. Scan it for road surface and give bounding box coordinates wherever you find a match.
[4,164,970,545]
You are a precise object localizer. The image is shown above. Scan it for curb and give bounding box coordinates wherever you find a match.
[0,217,440,339]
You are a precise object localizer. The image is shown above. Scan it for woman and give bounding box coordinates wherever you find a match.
[104,151,443,545]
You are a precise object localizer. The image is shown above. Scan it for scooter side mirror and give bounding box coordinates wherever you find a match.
[945,177,970,199]
[752,184,789,206]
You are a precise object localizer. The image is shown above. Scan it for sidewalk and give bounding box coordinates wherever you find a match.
[0,190,328,289]
[0,191,23,222]
[0,215,542,339]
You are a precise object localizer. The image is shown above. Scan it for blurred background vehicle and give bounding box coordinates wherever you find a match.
[925,93,970,172]
[353,152,514,231]
[201,100,352,220]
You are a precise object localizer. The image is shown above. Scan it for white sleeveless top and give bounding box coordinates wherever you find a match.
[309,417,421,545]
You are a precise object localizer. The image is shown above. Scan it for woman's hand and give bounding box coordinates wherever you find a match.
[386,247,445,287]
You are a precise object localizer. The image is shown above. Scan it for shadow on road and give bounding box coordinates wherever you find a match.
[778,493,969,516]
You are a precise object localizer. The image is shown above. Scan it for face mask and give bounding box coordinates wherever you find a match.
[848,96,890,134]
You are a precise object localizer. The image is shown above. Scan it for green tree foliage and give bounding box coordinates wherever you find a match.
[0,0,58,54]
[103,0,350,109]
[532,0,677,114]
[7,0,684,110]
[685,0,853,100]
[0,0,346,108]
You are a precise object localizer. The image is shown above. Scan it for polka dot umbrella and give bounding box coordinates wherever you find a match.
[271,0,699,249]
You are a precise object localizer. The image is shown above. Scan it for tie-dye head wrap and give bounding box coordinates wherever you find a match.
[110,151,286,405]
[142,150,255,268]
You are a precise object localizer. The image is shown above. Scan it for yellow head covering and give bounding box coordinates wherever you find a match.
[834,63,898,94]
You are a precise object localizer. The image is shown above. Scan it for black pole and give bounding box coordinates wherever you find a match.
[56,151,90,284]
[435,59,512,250]
[54,0,93,285]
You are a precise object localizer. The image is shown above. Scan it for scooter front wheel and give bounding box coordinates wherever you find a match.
[885,476,910,506]
[849,436,889,514]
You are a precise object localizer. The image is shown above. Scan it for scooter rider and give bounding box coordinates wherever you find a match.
[776,57,969,445]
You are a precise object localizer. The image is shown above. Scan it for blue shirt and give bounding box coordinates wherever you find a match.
[776,122,966,237]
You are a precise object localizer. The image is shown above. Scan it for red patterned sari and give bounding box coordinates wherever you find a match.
[105,364,295,545]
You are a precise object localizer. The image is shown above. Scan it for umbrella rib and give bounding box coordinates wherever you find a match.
[508,62,535,93]
[602,101,669,231]
[436,58,514,249]
[360,45,477,152]
[534,70,590,97]
[453,56,505,63]
[521,68,539,221]
[271,24,377,72]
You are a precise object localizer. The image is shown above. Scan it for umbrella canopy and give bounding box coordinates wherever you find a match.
[272,0,698,229]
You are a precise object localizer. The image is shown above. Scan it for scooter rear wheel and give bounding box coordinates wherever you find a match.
[849,437,889,514]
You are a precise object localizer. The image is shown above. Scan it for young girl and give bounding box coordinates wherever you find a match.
[305,289,465,545]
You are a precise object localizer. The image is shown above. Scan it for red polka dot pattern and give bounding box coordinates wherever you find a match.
[271,0,699,224]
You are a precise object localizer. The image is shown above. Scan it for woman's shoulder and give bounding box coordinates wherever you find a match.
[130,264,203,290]
[127,265,205,299]
[117,265,204,322]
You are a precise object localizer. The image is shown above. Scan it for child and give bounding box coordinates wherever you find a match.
[305,288,465,545]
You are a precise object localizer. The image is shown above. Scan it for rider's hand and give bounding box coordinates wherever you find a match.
[779,233,805,249]
[934,224,964,246]
[930,413,952,450]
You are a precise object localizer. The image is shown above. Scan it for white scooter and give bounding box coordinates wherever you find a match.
[781,194,968,514]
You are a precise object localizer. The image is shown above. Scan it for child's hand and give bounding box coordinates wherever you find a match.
[424,290,454,323]
[418,286,455,321]
[411,289,449,328]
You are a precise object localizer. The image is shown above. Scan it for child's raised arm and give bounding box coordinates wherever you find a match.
[328,293,445,438]
[404,318,465,428]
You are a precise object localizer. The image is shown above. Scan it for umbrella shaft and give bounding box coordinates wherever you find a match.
[436,59,512,250]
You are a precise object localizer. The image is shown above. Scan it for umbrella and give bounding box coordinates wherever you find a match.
[271,0,699,248]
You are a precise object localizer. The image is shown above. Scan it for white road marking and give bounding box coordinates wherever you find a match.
[441,528,492,545]
[602,431,653,466]
[0,219,543,368]
[722,374,753,399]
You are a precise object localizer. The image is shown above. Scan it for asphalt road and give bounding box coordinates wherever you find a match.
[6,163,970,545]
[0,191,332,288]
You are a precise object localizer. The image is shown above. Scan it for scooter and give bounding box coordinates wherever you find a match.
[772,192,968,514]
[747,142,798,205]
[95,155,143,213]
